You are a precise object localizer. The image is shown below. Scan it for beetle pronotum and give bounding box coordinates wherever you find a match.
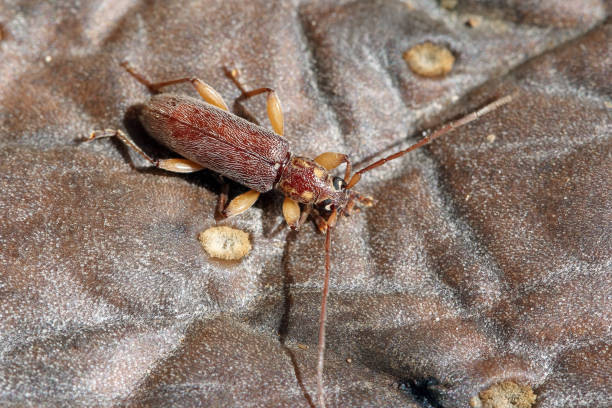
[86,62,513,407]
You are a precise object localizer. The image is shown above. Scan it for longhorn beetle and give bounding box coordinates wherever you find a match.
[86,62,513,408]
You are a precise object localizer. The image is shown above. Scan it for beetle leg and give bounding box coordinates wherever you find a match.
[85,129,205,173]
[354,192,374,207]
[224,68,284,136]
[342,191,373,218]
[311,207,339,234]
[222,190,260,218]
[282,199,314,231]
[214,176,262,220]
[314,152,352,183]
[215,178,230,220]
[311,210,329,234]
[282,197,301,229]
[121,62,230,111]
[297,204,313,230]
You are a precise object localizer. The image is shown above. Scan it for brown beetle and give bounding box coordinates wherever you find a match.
[86,63,513,407]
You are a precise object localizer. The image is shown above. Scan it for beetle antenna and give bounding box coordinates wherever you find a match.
[317,221,334,408]
[346,93,515,188]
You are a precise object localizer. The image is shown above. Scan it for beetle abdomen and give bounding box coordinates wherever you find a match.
[140,94,290,192]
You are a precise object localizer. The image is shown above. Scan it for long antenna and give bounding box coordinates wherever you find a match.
[347,93,515,188]
[317,223,333,408]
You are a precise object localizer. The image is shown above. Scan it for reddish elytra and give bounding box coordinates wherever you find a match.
[86,62,513,408]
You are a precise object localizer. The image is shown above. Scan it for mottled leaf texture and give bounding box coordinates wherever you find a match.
[0,1,610,407]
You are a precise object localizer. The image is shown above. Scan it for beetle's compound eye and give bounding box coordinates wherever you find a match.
[332,176,346,191]
[319,198,333,212]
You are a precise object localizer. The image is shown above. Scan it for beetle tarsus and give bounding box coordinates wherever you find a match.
[85,129,115,141]
[224,66,247,95]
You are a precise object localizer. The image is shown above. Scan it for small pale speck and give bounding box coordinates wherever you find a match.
[465,16,482,28]
[486,134,496,143]
[404,42,455,78]
[45,55,52,63]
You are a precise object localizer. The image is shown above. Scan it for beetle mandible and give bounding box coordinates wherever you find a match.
[86,62,513,408]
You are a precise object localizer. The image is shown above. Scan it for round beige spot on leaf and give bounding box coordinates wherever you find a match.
[404,42,455,77]
[472,381,537,408]
[199,226,252,261]
[440,0,458,9]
